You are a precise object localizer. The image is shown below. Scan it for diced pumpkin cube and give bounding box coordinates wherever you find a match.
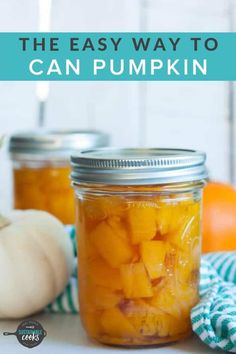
[123,299,160,336]
[155,203,185,235]
[157,199,200,243]
[149,286,181,318]
[127,202,157,244]
[84,196,126,222]
[101,307,137,337]
[120,263,153,298]
[167,214,200,253]
[174,251,195,284]
[155,313,190,337]
[130,314,158,337]
[150,272,199,319]
[90,220,133,268]
[89,258,122,290]
[80,279,122,312]
[91,286,122,309]
[154,313,170,337]
[164,243,194,279]
[140,241,166,279]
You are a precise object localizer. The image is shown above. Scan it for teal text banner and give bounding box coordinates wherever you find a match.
[0,32,235,80]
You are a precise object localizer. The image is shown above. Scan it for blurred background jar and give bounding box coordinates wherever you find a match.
[71,148,207,346]
[9,130,109,224]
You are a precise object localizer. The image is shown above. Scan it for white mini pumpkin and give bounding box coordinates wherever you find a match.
[0,210,74,318]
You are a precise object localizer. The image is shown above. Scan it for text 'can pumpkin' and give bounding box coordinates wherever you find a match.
[71,148,208,346]
[9,130,109,224]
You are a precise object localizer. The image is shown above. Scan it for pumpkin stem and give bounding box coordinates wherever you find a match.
[0,215,11,229]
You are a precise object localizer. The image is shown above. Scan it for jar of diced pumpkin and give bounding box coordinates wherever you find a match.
[71,148,207,346]
[9,130,109,224]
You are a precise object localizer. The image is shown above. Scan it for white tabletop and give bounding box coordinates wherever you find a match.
[0,313,216,353]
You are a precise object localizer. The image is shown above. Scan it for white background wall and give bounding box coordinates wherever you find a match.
[0,0,234,211]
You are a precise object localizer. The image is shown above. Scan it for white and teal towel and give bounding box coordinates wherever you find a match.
[48,227,236,352]
[192,252,236,353]
[47,226,78,314]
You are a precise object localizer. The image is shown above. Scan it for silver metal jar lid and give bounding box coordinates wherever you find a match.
[71,148,208,185]
[9,130,109,161]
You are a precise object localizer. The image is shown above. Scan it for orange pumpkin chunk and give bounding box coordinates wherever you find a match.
[83,196,126,222]
[123,299,161,336]
[140,241,166,279]
[155,201,189,235]
[91,286,122,309]
[127,202,157,244]
[88,258,122,290]
[149,286,181,318]
[120,263,153,298]
[155,313,190,337]
[90,220,133,268]
[167,203,200,252]
[156,200,200,236]
[101,307,137,337]
[155,204,180,235]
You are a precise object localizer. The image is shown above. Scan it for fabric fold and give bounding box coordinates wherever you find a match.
[191,253,236,353]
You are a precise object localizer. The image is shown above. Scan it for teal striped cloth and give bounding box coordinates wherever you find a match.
[192,252,236,353]
[47,226,79,314]
[48,227,236,352]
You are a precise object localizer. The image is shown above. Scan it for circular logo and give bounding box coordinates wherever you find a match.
[3,320,47,348]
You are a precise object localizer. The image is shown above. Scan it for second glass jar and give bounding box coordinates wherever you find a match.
[9,130,109,224]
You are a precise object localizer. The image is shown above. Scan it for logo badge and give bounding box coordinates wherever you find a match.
[3,320,47,348]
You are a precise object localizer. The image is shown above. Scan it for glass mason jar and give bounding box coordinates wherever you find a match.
[9,130,109,224]
[71,148,207,347]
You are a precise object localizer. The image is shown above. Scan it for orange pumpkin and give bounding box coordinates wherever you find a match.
[202,182,236,252]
